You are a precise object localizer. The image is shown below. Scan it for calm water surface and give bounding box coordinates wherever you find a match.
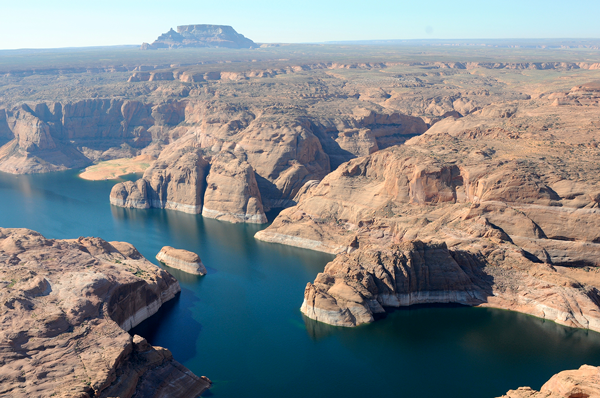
[1,170,600,397]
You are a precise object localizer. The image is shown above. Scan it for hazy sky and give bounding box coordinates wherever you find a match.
[1,0,599,49]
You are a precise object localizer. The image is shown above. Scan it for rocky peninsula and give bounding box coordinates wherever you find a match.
[156,246,207,275]
[257,94,600,329]
[0,228,210,397]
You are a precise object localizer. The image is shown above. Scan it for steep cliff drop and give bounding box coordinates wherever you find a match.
[110,141,210,214]
[201,151,267,224]
[0,228,211,397]
[0,99,186,174]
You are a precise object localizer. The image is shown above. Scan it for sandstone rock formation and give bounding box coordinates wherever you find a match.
[0,228,210,397]
[110,141,210,214]
[141,25,256,50]
[501,365,600,398]
[156,246,207,275]
[257,99,600,329]
[0,99,185,174]
[107,100,427,220]
[202,151,267,223]
[301,241,490,326]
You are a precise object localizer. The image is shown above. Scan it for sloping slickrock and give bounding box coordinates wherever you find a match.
[110,140,210,214]
[156,246,207,275]
[501,365,600,398]
[202,151,267,223]
[257,100,600,329]
[0,228,210,397]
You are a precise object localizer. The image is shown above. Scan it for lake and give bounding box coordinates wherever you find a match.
[1,169,599,397]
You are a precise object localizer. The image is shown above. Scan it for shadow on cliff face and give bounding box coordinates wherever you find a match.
[264,208,284,223]
[130,289,203,364]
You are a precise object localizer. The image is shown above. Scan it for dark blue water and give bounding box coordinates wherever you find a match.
[1,169,600,397]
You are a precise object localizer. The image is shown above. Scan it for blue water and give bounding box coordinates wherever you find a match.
[1,169,600,397]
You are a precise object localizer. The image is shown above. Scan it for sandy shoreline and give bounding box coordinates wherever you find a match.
[79,155,156,180]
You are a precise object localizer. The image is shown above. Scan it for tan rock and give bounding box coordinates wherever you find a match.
[202,151,267,223]
[0,228,210,398]
[110,141,210,214]
[259,102,600,329]
[301,241,486,326]
[156,246,207,275]
[501,365,600,398]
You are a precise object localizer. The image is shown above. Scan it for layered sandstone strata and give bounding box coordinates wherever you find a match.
[0,228,210,397]
[107,103,427,221]
[501,365,600,398]
[156,246,207,275]
[0,99,185,174]
[257,100,600,329]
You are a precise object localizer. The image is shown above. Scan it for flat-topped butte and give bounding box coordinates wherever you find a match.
[142,24,256,50]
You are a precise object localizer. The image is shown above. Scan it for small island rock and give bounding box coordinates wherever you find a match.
[156,246,207,275]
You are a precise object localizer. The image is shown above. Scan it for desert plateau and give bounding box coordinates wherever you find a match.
[1,10,600,398]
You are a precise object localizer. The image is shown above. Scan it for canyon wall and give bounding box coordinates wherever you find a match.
[108,101,427,221]
[0,99,186,174]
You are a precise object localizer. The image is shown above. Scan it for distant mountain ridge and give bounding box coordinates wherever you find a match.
[322,38,600,50]
[142,24,256,50]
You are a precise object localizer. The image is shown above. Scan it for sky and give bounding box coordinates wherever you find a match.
[0,0,599,50]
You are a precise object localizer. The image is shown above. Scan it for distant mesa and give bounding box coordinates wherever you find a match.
[141,24,256,50]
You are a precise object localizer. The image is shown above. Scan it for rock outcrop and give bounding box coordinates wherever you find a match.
[141,25,256,50]
[202,151,267,223]
[301,241,489,327]
[0,228,210,397]
[0,99,185,174]
[257,100,600,329]
[110,142,210,214]
[156,246,207,275]
[501,365,600,398]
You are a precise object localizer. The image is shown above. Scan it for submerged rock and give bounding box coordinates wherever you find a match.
[156,246,207,275]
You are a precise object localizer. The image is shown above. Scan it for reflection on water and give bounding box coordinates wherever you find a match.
[2,170,600,398]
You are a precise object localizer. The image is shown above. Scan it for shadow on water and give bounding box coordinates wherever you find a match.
[130,288,203,364]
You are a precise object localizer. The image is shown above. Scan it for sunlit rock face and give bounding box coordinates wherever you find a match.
[0,228,211,397]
